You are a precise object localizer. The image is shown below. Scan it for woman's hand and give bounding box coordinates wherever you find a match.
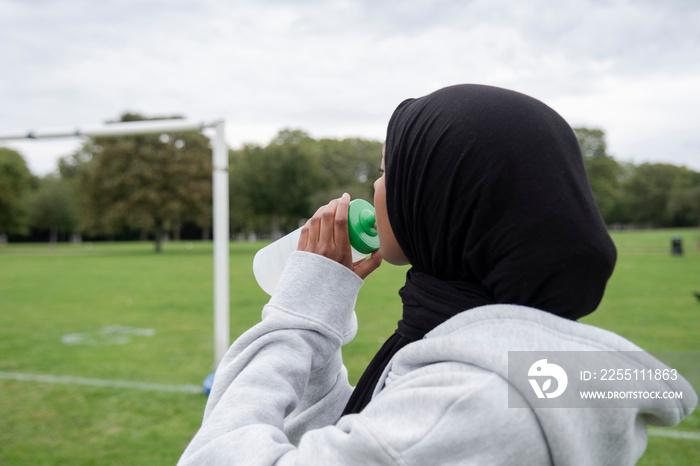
[297,193,382,279]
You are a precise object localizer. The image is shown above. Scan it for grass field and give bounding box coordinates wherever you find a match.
[1,228,698,464]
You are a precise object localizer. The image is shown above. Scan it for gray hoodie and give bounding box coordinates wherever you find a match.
[179,252,696,465]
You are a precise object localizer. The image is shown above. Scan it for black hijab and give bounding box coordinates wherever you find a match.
[343,84,617,414]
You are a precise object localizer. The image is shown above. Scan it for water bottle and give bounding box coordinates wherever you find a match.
[253,199,380,295]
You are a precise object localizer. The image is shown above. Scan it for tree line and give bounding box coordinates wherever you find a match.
[0,114,382,252]
[1,113,699,252]
[575,128,700,228]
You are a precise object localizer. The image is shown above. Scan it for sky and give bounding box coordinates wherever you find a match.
[1,0,699,176]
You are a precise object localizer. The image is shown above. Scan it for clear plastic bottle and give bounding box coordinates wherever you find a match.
[253,199,380,295]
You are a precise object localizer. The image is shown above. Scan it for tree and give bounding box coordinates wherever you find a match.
[618,163,698,226]
[574,127,608,159]
[574,128,625,224]
[311,137,383,207]
[668,185,700,238]
[0,147,32,238]
[76,113,213,252]
[27,176,80,246]
[231,130,328,237]
[228,146,268,235]
[58,142,94,180]
[229,130,384,237]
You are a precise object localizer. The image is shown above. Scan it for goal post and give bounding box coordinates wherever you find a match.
[0,118,231,369]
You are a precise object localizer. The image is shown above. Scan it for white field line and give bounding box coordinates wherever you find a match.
[0,371,202,394]
[1,371,698,440]
[647,428,700,440]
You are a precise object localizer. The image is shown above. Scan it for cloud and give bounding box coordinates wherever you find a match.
[1,0,699,174]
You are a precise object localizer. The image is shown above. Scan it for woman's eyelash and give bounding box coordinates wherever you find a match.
[377,167,385,174]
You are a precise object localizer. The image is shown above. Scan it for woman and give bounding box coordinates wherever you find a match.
[180,85,696,465]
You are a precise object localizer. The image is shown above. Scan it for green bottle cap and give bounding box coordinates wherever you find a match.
[348,199,380,254]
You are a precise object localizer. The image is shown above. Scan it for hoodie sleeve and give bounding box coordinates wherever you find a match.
[178,252,556,465]
[178,251,363,465]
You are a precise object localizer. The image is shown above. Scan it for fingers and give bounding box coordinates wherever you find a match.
[334,193,351,254]
[319,198,341,255]
[298,194,352,267]
[297,221,309,250]
[298,193,390,281]
[298,193,384,281]
[300,205,325,251]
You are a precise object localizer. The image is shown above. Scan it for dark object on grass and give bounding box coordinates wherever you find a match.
[694,291,700,302]
[671,236,683,256]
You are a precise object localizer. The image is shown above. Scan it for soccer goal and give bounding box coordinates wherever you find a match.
[0,119,231,368]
